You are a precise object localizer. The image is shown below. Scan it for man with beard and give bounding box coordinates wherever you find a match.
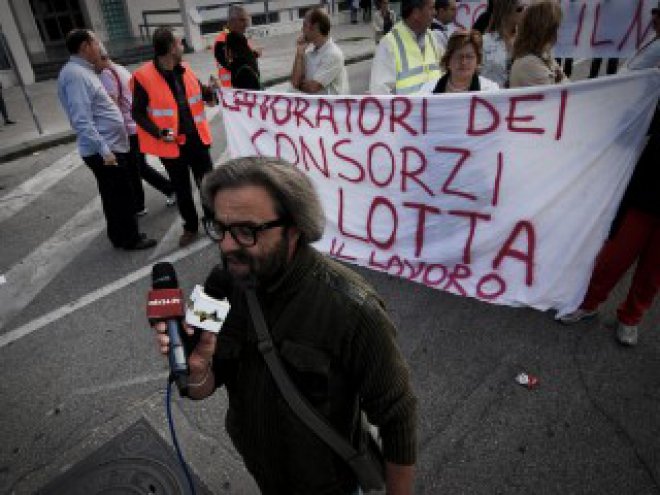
[369,0,442,95]
[152,156,417,494]
[131,27,216,248]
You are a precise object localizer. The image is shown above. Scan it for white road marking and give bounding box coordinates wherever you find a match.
[0,237,211,349]
[72,372,170,396]
[0,197,104,331]
[0,101,224,348]
[0,150,82,223]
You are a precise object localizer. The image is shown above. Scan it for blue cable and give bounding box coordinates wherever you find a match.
[166,379,197,495]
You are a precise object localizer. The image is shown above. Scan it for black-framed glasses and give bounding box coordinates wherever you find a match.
[204,218,287,246]
[516,5,525,13]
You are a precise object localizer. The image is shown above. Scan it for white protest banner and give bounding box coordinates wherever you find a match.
[455,0,488,31]
[555,0,656,58]
[454,0,655,59]
[219,70,659,316]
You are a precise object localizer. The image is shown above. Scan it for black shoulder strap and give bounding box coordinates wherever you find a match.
[244,289,384,491]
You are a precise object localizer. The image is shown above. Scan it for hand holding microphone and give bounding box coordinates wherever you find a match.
[147,262,233,396]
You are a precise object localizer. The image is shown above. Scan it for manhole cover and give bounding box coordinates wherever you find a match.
[37,418,212,495]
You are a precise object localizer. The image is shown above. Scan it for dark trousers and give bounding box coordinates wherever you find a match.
[556,58,573,78]
[128,134,173,211]
[82,152,141,247]
[160,132,214,233]
[361,4,371,21]
[0,88,9,123]
[589,58,618,78]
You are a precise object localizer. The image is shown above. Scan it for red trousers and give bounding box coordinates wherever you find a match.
[582,208,660,326]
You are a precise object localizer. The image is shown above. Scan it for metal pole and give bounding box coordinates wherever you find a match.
[0,31,43,135]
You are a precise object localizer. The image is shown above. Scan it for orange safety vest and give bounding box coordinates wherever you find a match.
[214,29,232,88]
[131,61,212,159]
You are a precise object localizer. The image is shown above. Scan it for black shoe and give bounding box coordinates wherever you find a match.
[124,237,157,250]
[4,120,16,125]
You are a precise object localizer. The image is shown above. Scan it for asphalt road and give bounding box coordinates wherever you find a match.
[1,60,659,495]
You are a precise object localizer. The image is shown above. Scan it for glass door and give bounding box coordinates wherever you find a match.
[29,0,86,47]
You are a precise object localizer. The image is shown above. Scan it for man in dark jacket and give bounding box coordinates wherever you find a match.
[152,157,418,494]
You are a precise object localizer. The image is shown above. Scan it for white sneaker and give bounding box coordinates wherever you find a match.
[166,194,177,207]
[616,323,638,346]
[558,308,598,324]
[136,207,148,217]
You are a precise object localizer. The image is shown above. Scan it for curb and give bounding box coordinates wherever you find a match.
[0,129,77,163]
[0,51,374,164]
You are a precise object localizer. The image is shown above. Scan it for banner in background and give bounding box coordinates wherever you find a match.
[455,0,488,31]
[455,0,655,59]
[219,70,659,315]
[555,0,655,58]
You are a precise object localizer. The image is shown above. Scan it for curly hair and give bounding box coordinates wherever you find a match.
[441,30,483,71]
[202,156,326,245]
[512,1,563,60]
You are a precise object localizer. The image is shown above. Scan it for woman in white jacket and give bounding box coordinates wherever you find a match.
[421,30,499,93]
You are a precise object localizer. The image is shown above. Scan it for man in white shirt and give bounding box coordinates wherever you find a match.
[290,8,350,95]
[430,0,457,50]
[369,0,442,95]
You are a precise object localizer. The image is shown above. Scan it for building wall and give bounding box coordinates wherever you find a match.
[83,0,109,41]
[9,0,43,56]
[0,0,34,86]
[125,0,179,41]
[125,0,320,43]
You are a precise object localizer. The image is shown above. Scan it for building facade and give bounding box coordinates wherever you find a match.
[0,0,332,87]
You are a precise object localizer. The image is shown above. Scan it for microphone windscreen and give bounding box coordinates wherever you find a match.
[152,262,178,289]
[204,265,234,300]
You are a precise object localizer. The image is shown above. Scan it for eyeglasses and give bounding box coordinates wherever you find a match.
[453,53,477,62]
[204,218,287,246]
[516,5,525,12]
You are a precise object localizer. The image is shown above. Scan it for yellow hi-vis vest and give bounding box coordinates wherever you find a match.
[385,21,442,95]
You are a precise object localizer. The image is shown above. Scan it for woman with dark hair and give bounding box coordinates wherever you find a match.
[481,0,525,87]
[226,31,262,90]
[509,0,566,87]
[421,29,499,93]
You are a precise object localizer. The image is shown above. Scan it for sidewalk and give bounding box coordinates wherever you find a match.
[0,19,376,163]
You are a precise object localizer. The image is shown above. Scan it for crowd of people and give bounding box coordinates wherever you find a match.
[55,2,658,492]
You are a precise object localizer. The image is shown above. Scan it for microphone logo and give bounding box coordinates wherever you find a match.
[185,285,231,333]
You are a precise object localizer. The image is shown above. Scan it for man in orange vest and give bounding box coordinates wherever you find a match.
[131,27,217,248]
[214,5,262,88]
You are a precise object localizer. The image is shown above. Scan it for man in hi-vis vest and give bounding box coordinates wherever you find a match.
[369,0,443,95]
[214,5,262,88]
[131,27,217,248]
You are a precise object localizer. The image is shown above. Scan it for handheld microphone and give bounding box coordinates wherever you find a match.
[147,262,188,393]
